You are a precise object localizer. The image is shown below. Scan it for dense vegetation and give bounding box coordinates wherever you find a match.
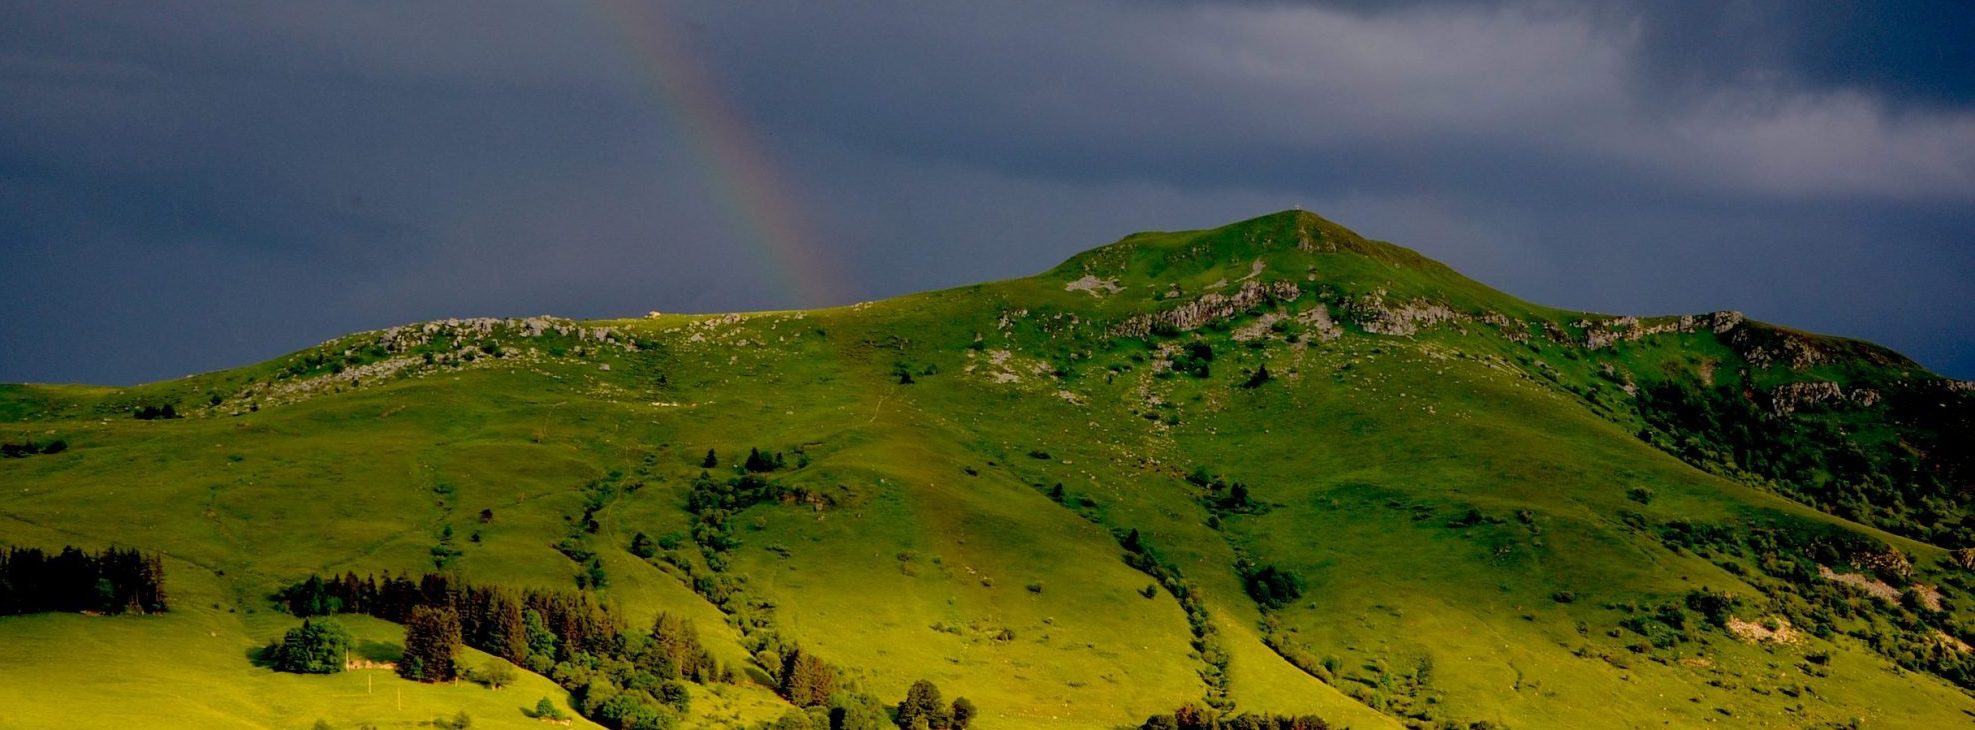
[276,568,971,730]
[1652,512,1975,689]
[1137,704,1331,730]
[281,571,719,726]
[1632,381,1975,547]
[0,545,166,615]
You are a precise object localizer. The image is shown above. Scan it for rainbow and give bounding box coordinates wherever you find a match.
[586,0,847,309]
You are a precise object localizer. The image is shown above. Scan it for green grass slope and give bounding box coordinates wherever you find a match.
[3,210,1973,729]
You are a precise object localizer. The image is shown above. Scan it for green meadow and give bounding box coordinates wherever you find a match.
[3,211,1972,729]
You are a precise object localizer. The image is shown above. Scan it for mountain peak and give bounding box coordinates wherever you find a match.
[1052,209,1440,280]
[1041,209,1501,319]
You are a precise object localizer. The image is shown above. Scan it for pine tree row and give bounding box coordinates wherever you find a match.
[0,544,167,615]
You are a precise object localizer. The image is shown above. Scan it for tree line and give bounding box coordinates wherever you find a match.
[280,572,681,678]
[0,545,166,615]
[1116,528,1232,711]
[1138,703,1330,730]
[279,567,978,730]
[282,571,721,729]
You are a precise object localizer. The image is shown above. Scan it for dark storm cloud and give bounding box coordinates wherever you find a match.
[1617,0,1975,108]
[2,0,1971,384]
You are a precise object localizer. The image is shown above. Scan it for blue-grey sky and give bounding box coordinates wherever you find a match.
[4,0,1972,384]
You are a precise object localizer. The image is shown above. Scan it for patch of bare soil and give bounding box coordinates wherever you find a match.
[1726,616,1799,645]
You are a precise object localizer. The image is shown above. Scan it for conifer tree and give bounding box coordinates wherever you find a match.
[895,679,949,730]
[1242,364,1272,389]
[630,532,658,559]
[484,589,528,662]
[780,648,838,707]
[745,447,776,473]
[649,611,714,681]
[400,605,463,682]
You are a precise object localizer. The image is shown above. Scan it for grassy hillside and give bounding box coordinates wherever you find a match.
[3,210,1972,729]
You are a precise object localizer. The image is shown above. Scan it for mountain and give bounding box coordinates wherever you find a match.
[3,210,1973,729]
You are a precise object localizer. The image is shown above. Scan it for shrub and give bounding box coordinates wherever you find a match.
[528,697,568,721]
[475,660,516,689]
[827,691,889,730]
[1171,344,1213,378]
[273,619,352,674]
[776,709,814,730]
[630,532,658,559]
[133,404,180,420]
[1684,588,1740,627]
[659,679,692,712]
[951,697,978,729]
[1243,565,1305,610]
[1241,365,1272,389]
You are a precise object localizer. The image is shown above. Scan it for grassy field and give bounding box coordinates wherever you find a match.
[3,211,1972,728]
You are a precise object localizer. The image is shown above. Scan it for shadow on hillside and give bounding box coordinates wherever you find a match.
[244,643,276,669]
[242,639,400,668]
[355,639,401,663]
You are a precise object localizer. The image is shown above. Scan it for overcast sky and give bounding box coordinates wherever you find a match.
[4,0,1972,384]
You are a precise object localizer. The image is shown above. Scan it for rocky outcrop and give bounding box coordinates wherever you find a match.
[1297,306,1343,341]
[1600,363,1639,396]
[1065,275,1123,296]
[221,316,634,413]
[1231,313,1282,342]
[1576,311,1745,349]
[377,316,626,353]
[1351,296,1463,336]
[1859,549,1916,582]
[1819,565,1903,602]
[1728,328,1829,370]
[1112,280,1302,337]
[1767,381,1883,415]
[1951,548,1975,572]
